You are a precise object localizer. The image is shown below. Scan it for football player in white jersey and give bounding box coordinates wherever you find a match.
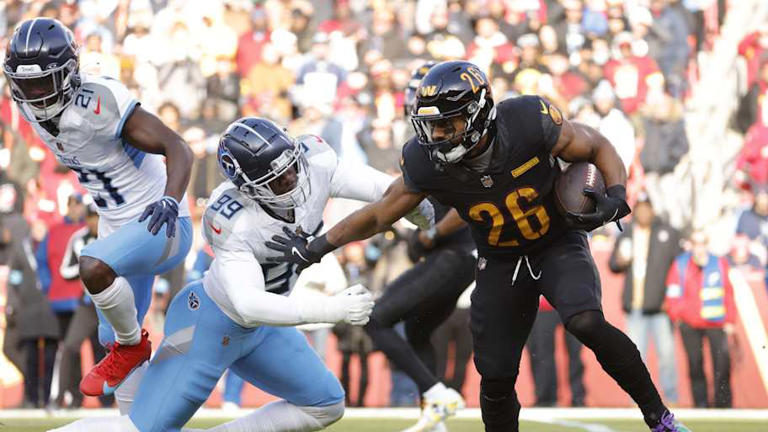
[3,18,193,402]
[50,117,434,432]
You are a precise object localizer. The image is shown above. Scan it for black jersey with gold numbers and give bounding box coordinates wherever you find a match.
[401,95,567,259]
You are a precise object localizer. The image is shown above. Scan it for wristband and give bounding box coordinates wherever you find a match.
[424,226,439,241]
[606,185,626,201]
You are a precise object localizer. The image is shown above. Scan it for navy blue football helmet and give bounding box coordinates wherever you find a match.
[404,61,436,117]
[3,18,81,122]
[410,61,495,165]
[218,117,310,209]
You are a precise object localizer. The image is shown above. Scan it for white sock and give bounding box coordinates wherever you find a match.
[115,360,149,415]
[90,277,141,345]
[206,400,344,432]
[47,415,138,432]
[423,382,447,400]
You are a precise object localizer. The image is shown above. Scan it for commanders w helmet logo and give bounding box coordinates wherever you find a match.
[420,85,437,97]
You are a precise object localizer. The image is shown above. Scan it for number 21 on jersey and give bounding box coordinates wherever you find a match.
[468,187,550,247]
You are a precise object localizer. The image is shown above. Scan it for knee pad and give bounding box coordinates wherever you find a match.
[368,307,397,329]
[300,400,345,428]
[565,310,607,346]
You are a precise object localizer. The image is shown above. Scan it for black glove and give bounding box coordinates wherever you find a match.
[406,229,427,262]
[566,185,631,232]
[265,227,334,274]
[139,196,179,238]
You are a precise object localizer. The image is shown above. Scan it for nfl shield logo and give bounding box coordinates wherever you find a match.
[481,175,493,188]
[188,291,200,311]
[478,257,487,271]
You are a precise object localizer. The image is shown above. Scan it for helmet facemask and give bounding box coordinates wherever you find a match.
[220,142,311,210]
[5,58,79,123]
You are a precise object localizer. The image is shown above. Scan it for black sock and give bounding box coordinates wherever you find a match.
[565,311,667,427]
[480,377,520,432]
[365,318,439,394]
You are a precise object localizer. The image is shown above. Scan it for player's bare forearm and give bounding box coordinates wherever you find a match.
[161,136,194,202]
[122,106,193,202]
[325,178,426,247]
[435,208,467,237]
[552,120,626,187]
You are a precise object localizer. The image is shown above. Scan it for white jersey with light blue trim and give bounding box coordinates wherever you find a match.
[200,135,395,328]
[28,73,190,233]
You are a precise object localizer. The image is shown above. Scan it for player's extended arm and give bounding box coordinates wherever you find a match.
[266,177,427,272]
[213,252,373,327]
[122,106,193,237]
[329,159,434,230]
[551,119,631,230]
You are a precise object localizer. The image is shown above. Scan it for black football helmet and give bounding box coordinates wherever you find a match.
[410,60,496,165]
[218,117,310,209]
[404,61,436,117]
[3,18,81,122]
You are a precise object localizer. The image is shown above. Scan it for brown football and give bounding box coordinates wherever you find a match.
[554,162,606,216]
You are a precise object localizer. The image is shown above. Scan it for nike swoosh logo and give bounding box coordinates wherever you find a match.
[102,381,119,395]
[209,222,222,234]
[94,96,101,114]
[539,99,548,115]
[291,246,308,262]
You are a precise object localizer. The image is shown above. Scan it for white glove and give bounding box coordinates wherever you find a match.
[328,284,374,326]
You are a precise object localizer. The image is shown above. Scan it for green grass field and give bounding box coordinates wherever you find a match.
[1,417,766,432]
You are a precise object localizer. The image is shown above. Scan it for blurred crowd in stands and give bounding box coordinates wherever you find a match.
[0,0,766,411]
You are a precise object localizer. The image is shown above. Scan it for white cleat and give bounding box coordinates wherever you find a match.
[401,387,464,432]
[429,421,448,432]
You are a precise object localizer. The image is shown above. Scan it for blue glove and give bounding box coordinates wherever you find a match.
[139,196,179,238]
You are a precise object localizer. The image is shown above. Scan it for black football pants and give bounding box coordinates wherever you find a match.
[472,231,665,431]
[365,248,476,394]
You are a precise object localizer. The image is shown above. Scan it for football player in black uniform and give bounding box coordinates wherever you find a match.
[267,61,689,432]
[360,62,477,432]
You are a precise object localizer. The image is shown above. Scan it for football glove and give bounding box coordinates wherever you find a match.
[265,226,334,274]
[139,196,179,238]
[566,185,631,232]
[327,284,375,326]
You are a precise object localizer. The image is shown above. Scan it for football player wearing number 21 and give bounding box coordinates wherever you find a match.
[268,61,692,432]
[4,18,193,411]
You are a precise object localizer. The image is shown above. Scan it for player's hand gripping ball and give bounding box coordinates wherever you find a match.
[555,162,630,231]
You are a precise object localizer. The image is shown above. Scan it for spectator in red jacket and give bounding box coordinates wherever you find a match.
[733,124,768,188]
[603,32,664,116]
[737,25,768,87]
[665,230,736,408]
[35,194,86,321]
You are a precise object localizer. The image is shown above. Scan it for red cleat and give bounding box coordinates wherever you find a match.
[80,329,151,396]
